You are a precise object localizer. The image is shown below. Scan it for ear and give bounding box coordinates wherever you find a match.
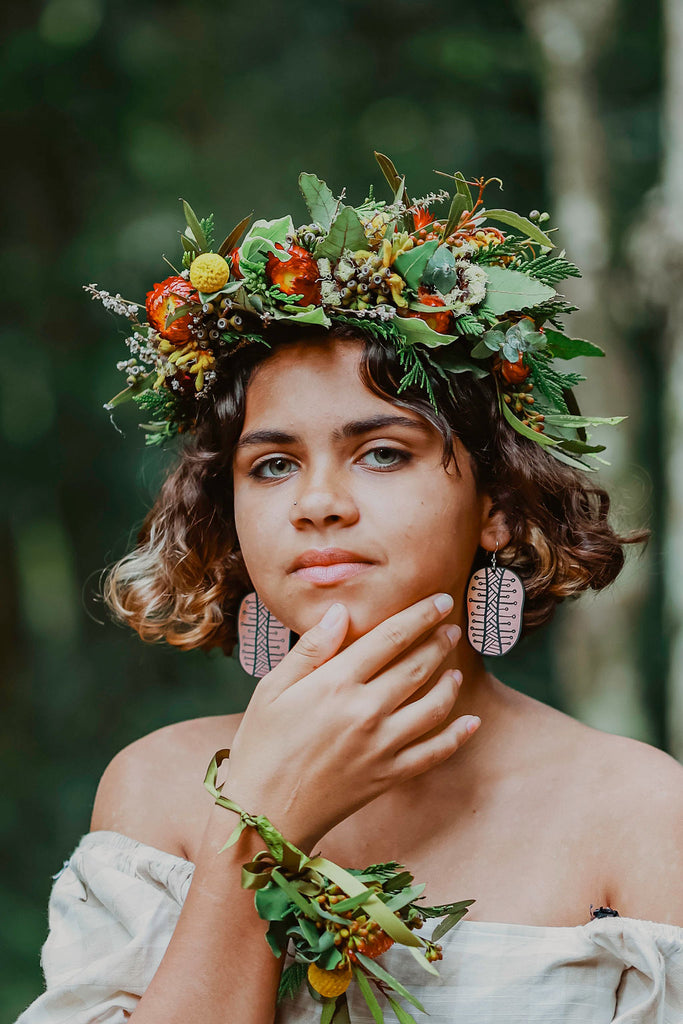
[478,494,511,553]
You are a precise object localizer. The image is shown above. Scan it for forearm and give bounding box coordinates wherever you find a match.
[131,805,287,1024]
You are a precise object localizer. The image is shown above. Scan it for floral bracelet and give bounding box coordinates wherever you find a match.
[204,749,474,1024]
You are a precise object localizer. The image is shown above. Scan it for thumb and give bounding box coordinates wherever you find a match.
[268,602,348,693]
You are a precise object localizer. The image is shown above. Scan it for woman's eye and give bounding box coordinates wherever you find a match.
[361,447,410,470]
[250,457,296,479]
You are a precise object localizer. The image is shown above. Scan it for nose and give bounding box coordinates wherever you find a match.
[289,466,359,529]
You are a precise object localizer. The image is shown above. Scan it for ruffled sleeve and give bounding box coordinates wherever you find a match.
[588,917,683,1023]
[15,832,195,1024]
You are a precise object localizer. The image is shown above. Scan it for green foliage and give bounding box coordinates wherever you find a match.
[200,213,215,251]
[528,353,585,412]
[516,251,582,285]
[277,961,308,1004]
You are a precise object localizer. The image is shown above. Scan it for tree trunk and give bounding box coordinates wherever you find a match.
[518,0,654,741]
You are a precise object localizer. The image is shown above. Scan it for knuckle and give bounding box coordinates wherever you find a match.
[381,622,406,651]
[293,632,321,661]
[407,657,429,685]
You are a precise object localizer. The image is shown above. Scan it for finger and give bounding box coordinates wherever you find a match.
[384,668,463,749]
[374,623,462,714]
[335,592,455,686]
[266,602,349,694]
[391,713,481,783]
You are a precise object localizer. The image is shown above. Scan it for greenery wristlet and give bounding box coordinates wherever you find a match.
[204,749,474,1024]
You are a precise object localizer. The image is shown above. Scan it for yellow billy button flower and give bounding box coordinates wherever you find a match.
[307,960,353,997]
[189,253,230,293]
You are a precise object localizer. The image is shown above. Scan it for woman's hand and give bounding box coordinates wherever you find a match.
[224,594,479,854]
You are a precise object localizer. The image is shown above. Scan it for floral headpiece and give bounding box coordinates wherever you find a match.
[88,152,622,470]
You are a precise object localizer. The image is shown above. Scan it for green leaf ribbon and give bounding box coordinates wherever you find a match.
[203,748,440,978]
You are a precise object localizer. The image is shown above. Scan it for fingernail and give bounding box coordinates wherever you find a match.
[446,625,461,645]
[320,603,345,630]
[433,593,453,613]
[465,716,481,734]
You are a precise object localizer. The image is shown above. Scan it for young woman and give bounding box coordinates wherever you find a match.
[17,167,683,1024]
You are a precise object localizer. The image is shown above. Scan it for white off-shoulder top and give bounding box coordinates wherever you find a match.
[15,831,683,1024]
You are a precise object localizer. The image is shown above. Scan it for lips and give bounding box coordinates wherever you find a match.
[289,548,374,573]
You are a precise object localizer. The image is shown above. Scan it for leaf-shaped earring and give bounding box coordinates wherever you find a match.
[466,545,525,656]
[237,592,293,678]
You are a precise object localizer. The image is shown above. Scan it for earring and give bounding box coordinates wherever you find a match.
[466,544,525,656]
[237,592,293,678]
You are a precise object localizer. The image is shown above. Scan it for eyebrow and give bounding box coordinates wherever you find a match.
[235,415,433,451]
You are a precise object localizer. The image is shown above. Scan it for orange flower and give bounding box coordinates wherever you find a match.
[146,276,198,343]
[405,287,453,334]
[500,352,531,384]
[412,206,435,231]
[265,244,321,306]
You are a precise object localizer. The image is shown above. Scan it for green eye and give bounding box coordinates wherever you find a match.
[363,447,409,468]
[252,457,295,478]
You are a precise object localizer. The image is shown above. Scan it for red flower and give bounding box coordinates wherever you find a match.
[405,287,453,334]
[230,247,244,280]
[412,206,435,231]
[501,352,531,384]
[146,276,198,343]
[265,244,321,306]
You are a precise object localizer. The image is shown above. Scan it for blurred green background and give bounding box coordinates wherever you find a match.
[3,0,677,1018]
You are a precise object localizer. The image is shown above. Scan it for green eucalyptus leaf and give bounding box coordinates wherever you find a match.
[394,315,458,349]
[352,966,385,1024]
[269,868,321,919]
[436,352,490,379]
[181,199,208,251]
[330,891,373,914]
[180,233,198,254]
[454,171,473,209]
[548,447,597,471]
[481,265,556,316]
[431,910,468,941]
[354,953,427,1014]
[375,151,410,204]
[278,307,331,327]
[315,207,369,260]
[443,192,469,241]
[386,995,418,1024]
[419,898,475,918]
[555,439,607,454]
[384,884,426,912]
[317,944,343,971]
[500,397,558,448]
[105,374,156,409]
[482,208,554,248]
[299,173,338,231]
[265,919,289,958]
[240,216,295,264]
[392,239,439,289]
[320,999,337,1024]
[255,883,293,922]
[218,213,253,257]
[382,871,414,892]
[542,413,625,428]
[544,329,605,359]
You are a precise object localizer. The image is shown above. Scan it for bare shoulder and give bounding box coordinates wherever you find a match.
[534,701,683,926]
[585,729,683,925]
[90,713,245,860]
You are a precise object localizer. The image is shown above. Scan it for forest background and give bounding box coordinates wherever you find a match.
[3,0,682,1018]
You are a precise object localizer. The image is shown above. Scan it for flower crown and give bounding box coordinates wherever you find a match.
[88,151,623,470]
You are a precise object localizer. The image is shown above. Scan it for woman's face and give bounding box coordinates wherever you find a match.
[232,338,504,644]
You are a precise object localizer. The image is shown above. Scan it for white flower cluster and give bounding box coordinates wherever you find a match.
[411,190,450,209]
[440,261,488,314]
[84,284,139,319]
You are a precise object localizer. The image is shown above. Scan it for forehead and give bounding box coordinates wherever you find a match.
[242,338,414,427]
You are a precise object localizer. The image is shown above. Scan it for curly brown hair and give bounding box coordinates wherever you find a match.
[103,324,647,654]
